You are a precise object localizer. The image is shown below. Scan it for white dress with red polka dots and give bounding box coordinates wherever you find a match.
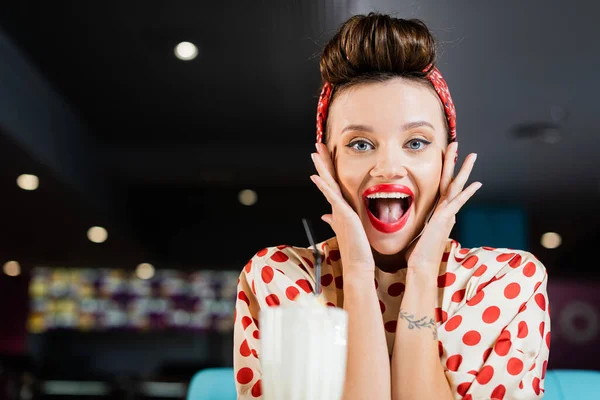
[233,237,551,400]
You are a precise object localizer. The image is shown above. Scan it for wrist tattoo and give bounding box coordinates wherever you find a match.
[399,309,438,340]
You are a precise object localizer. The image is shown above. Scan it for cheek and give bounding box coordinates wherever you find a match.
[335,159,364,207]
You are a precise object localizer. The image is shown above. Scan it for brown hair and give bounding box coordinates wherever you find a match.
[319,13,446,140]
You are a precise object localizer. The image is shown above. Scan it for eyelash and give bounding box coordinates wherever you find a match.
[346,138,432,153]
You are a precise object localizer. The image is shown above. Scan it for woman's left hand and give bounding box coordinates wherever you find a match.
[405,142,482,275]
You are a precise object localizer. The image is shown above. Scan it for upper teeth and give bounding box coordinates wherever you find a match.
[367,192,410,199]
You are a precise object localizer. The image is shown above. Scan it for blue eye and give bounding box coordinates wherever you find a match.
[407,139,431,152]
[347,140,373,152]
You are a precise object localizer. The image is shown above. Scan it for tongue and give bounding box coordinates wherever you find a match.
[375,199,405,223]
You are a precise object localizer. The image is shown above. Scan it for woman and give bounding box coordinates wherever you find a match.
[234,13,550,400]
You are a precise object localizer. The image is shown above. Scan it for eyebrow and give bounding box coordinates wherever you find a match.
[341,120,435,135]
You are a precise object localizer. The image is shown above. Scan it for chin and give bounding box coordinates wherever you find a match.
[363,221,413,256]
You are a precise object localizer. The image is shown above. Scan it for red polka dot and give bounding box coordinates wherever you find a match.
[446,354,463,371]
[496,253,515,263]
[482,246,496,250]
[483,347,492,362]
[519,381,523,390]
[508,254,522,268]
[251,380,262,397]
[467,290,485,306]
[442,252,450,262]
[445,315,462,332]
[384,320,397,333]
[532,377,541,395]
[474,264,487,277]
[240,339,251,357]
[276,268,285,275]
[463,330,481,346]
[462,255,479,269]
[335,276,343,289]
[463,395,473,400]
[379,300,386,313]
[265,294,280,307]
[535,293,546,311]
[491,384,506,399]
[236,367,254,384]
[517,321,528,338]
[437,272,456,288]
[546,331,551,349]
[277,245,289,250]
[261,266,274,283]
[457,382,472,396]
[518,302,527,313]
[296,279,312,293]
[242,316,252,330]
[252,280,256,295]
[286,286,300,300]
[507,357,523,375]
[251,349,258,358]
[459,248,470,255]
[253,330,260,339]
[388,282,405,297]
[494,330,512,356]
[438,341,444,357]
[329,250,341,261]
[539,321,545,337]
[321,274,333,286]
[476,365,494,385]
[245,260,252,273]
[256,248,268,257]
[542,360,548,379]
[529,362,536,371]
[270,251,289,262]
[523,262,536,277]
[504,282,521,299]
[452,289,466,303]
[238,291,250,306]
[302,257,314,269]
[482,306,501,323]
[326,302,336,307]
[435,308,448,323]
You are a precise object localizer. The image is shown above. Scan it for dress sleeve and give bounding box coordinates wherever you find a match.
[449,254,551,400]
[233,247,316,399]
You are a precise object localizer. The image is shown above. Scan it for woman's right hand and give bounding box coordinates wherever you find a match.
[311,143,375,278]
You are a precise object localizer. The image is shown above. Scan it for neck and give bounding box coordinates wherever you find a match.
[372,249,408,273]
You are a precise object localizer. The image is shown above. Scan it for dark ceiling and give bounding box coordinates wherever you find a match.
[0,1,598,275]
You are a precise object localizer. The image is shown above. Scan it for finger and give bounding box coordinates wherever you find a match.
[446,153,477,200]
[311,152,341,194]
[316,143,338,182]
[321,214,333,225]
[310,174,346,209]
[446,182,482,215]
[439,142,458,197]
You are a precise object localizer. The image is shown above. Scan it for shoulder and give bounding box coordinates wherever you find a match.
[442,239,548,304]
[240,237,339,282]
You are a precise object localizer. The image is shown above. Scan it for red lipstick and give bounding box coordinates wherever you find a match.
[362,184,414,234]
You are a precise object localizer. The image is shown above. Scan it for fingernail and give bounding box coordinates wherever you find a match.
[311,153,315,162]
[315,143,320,152]
[473,153,478,161]
[476,182,483,190]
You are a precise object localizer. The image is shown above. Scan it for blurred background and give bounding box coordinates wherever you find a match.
[0,0,598,399]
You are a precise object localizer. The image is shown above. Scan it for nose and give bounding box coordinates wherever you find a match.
[369,147,408,180]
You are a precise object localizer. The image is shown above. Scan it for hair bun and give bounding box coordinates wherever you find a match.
[320,13,437,85]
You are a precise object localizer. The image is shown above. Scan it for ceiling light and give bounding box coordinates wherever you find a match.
[541,232,561,249]
[136,263,155,280]
[87,226,108,243]
[238,189,258,206]
[17,174,39,191]
[3,261,21,277]
[174,41,198,61]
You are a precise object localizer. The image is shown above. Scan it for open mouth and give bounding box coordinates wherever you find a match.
[362,185,414,233]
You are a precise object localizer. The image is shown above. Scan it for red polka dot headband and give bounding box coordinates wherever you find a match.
[315,66,457,144]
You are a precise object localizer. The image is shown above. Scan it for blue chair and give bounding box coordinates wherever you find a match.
[543,369,600,400]
[187,367,237,400]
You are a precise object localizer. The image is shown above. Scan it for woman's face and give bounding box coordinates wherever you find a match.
[326,78,448,257]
